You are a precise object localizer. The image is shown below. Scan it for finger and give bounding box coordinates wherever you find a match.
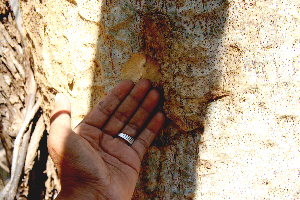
[50,93,72,134]
[48,94,109,179]
[75,79,134,130]
[118,89,160,144]
[48,93,73,163]
[131,112,165,161]
[102,79,152,136]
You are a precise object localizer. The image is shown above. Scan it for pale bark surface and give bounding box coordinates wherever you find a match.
[19,0,300,199]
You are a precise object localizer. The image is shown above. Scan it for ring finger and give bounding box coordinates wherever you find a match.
[102,79,152,136]
[117,89,160,144]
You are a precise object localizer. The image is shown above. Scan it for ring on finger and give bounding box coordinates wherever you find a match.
[117,133,135,145]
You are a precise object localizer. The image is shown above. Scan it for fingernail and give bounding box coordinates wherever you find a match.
[55,93,61,103]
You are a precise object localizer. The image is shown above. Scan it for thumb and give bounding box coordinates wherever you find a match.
[48,93,73,165]
[50,93,72,132]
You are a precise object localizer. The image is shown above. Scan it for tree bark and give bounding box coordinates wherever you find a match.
[19,0,300,199]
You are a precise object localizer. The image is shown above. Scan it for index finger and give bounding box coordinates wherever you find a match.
[75,79,134,130]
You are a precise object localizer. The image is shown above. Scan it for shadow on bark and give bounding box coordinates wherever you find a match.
[91,0,229,199]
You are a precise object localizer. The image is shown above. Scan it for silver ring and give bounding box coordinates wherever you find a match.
[117,133,134,145]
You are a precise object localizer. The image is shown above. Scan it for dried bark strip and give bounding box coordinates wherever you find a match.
[6,123,32,200]
[0,98,40,199]
[24,115,45,174]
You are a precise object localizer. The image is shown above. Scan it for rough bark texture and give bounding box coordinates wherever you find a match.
[0,1,53,199]
[19,0,300,199]
[0,2,24,172]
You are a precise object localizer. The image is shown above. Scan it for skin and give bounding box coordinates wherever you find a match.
[48,79,165,200]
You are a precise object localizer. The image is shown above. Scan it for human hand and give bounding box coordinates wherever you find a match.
[48,79,165,200]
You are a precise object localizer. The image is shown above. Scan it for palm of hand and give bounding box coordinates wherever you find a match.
[48,80,164,200]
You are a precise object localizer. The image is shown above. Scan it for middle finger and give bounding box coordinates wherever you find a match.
[102,79,151,136]
[118,89,160,144]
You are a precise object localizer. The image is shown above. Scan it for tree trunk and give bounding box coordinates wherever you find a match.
[19,0,300,199]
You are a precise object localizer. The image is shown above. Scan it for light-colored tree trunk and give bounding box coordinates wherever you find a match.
[19,0,300,199]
